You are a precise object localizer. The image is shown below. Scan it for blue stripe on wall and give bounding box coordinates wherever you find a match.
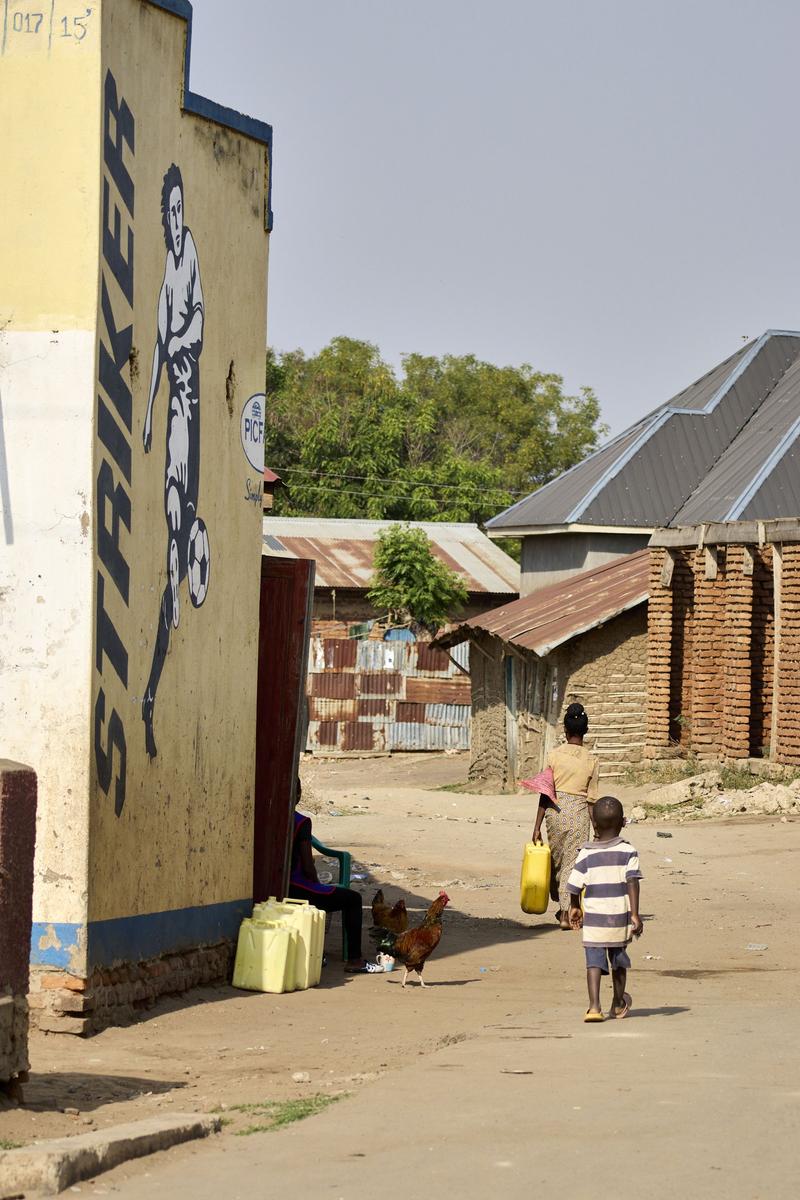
[30,922,82,969]
[31,899,250,972]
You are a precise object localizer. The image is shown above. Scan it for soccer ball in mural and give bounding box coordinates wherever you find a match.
[187,517,211,608]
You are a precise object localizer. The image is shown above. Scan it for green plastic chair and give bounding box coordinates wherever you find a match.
[311,835,352,960]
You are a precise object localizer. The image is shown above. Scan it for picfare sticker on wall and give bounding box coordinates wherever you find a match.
[241,393,265,471]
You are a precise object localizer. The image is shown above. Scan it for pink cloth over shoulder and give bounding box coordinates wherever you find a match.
[520,767,556,803]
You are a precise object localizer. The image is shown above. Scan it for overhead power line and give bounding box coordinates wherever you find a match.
[272,464,525,495]
[278,483,506,505]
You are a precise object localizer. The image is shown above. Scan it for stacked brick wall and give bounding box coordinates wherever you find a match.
[775,543,800,764]
[668,551,695,747]
[722,545,753,758]
[646,549,673,754]
[648,537,796,765]
[28,942,233,1036]
[750,547,774,757]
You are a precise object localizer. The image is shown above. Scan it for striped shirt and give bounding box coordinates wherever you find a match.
[566,837,643,948]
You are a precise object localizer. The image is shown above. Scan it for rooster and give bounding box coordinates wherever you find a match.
[386,891,450,988]
[371,889,409,935]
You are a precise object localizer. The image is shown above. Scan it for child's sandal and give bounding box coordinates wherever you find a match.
[612,992,632,1019]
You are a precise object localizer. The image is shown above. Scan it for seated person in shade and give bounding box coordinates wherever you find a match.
[288,782,381,974]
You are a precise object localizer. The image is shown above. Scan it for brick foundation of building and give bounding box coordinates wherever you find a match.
[28,941,235,1036]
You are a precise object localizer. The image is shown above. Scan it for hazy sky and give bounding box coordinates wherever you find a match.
[190,0,800,435]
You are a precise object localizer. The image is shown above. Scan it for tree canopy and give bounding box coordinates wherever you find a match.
[367,525,468,634]
[264,337,605,529]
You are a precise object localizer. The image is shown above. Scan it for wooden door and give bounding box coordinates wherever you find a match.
[252,555,315,902]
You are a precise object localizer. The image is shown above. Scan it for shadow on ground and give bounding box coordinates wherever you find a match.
[21,1072,183,1112]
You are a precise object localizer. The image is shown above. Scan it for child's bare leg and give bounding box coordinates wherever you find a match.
[612,966,627,1011]
[586,967,602,1013]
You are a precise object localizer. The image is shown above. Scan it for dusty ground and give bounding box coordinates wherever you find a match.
[1,753,798,1198]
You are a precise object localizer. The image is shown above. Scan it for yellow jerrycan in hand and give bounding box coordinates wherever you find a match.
[519,842,551,914]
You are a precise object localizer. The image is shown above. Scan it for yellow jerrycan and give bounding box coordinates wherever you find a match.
[232,918,298,993]
[253,898,324,989]
[519,842,552,914]
[279,898,324,988]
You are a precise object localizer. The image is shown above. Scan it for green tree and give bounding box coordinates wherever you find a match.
[367,525,468,633]
[264,337,605,529]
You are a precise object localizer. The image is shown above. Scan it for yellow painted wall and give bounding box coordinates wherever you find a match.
[88,0,270,934]
[0,0,102,329]
[0,1,103,972]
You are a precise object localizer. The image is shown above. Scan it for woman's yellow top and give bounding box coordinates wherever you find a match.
[546,742,600,802]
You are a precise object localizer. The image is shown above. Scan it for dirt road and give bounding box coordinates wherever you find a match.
[2,754,797,1198]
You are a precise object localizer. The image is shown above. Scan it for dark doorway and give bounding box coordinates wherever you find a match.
[668,557,694,746]
[253,555,315,903]
[749,552,774,757]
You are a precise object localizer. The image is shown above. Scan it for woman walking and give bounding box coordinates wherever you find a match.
[532,703,599,930]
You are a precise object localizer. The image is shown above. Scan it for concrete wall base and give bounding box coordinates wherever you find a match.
[28,941,235,1035]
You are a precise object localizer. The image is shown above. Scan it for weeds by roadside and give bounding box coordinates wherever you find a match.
[217,1094,345,1137]
[0,1139,22,1150]
[625,758,800,792]
[719,765,759,791]
[623,756,701,788]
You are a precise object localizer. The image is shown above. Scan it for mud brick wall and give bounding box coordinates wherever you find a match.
[467,636,508,788]
[0,761,37,1080]
[516,659,546,784]
[750,548,774,756]
[722,545,754,759]
[774,544,800,764]
[647,549,673,754]
[554,608,649,777]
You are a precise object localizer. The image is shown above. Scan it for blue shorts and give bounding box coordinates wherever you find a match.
[584,945,631,974]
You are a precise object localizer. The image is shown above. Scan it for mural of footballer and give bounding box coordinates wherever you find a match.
[142,163,211,759]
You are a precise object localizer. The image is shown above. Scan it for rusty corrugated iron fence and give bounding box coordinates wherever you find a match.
[307,638,470,753]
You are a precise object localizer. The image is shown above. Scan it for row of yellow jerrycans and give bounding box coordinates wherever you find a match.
[232,897,325,994]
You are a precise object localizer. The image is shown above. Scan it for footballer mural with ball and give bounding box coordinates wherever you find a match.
[142,164,211,760]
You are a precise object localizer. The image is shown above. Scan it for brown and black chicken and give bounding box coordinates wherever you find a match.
[371,889,409,935]
[385,890,450,988]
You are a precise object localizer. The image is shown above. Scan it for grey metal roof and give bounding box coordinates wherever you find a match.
[487,331,800,533]
[674,353,800,523]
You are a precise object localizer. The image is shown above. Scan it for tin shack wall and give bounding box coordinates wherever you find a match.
[307,637,470,753]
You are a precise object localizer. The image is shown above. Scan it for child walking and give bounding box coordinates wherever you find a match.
[567,796,643,1022]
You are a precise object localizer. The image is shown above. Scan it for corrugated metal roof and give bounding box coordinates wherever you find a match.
[675,353,800,523]
[436,549,650,657]
[487,332,800,533]
[261,518,519,595]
